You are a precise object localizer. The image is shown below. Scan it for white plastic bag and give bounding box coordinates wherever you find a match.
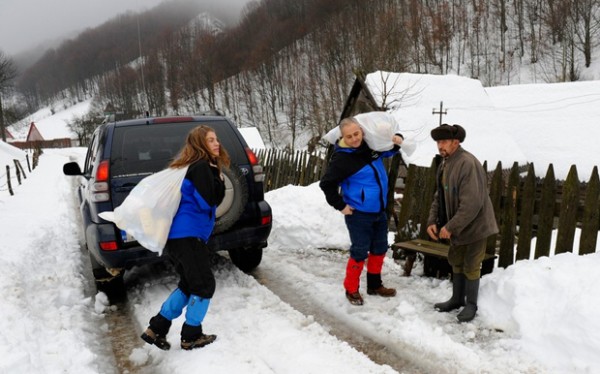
[355,111,402,151]
[322,112,402,152]
[99,166,188,255]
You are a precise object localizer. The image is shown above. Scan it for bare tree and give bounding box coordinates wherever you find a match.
[0,51,17,142]
[571,0,600,68]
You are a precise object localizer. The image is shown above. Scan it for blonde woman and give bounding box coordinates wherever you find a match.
[141,125,230,350]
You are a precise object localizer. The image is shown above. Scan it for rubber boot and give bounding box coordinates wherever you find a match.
[434,273,466,312]
[457,278,479,322]
[344,258,364,305]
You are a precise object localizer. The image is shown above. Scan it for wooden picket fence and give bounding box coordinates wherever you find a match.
[256,148,328,192]
[255,148,599,264]
[397,159,600,268]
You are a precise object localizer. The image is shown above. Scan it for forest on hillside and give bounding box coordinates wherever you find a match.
[3,0,600,149]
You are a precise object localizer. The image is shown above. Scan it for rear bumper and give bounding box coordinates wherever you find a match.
[208,223,271,251]
[87,222,272,270]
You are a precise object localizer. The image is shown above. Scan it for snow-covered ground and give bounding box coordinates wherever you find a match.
[0,148,598,374]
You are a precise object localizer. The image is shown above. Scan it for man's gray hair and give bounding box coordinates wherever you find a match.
[339,117,359,131]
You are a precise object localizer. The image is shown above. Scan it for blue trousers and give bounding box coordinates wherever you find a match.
[344,211,389,261]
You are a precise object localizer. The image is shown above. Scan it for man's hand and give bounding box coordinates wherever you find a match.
[392,134,403,145]
[426,224,438,240]
[439,226,452,240]
[341,205,354,215]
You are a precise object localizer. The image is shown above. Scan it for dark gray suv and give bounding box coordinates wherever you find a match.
[63,115,272,295]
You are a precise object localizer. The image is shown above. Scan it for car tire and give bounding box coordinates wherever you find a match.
[214,164,248,234]
[228,247,263,272]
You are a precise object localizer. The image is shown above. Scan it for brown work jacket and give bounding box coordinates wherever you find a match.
[427,147,499,246]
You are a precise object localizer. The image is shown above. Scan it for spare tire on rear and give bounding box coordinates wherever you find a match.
[214,164,248,234]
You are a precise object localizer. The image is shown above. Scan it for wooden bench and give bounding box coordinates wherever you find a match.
[392,239,496,278]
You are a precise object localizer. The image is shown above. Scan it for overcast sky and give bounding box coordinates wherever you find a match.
[0,0,253,56]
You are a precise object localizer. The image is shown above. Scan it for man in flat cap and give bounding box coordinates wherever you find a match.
[426,124,498,322]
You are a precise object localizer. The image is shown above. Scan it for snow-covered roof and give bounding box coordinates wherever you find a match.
[364,72,527,170]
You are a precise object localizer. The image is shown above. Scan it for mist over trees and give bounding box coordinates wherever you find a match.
[8,0,600,148]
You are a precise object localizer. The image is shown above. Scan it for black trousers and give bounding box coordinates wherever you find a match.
[164,237,215,298]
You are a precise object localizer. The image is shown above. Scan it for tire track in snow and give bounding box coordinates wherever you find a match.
[252,255,424,374]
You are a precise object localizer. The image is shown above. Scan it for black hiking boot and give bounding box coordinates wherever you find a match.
[141,328,171,350]
[181,334,217,350]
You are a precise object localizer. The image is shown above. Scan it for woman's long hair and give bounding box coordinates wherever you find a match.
[170,125,231,170]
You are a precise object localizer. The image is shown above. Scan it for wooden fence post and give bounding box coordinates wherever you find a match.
[273,150,282,189]
[26,154,32,172]
[555,165,580,254]
[385,154,402,226]
[305,151,313,186]
[6,165,13,195]
[418,158,438,239]
[498,163,519,268]
[396,164,418,241]
[13,160,22,185]
[487,162,503,255]
[534,165,556,259]
[516,164,536,261]
[15,160,26,179]
[579,166,600,255]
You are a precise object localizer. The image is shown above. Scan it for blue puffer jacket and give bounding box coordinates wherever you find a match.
[168,160,225,241]
[320,141,399,213]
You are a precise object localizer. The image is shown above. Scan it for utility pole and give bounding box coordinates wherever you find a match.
[432,101,447,125]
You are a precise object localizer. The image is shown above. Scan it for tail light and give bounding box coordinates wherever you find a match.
[245,147,265,183]
[99,241,118,251]
[91,160,110,202]
[261,216,272,226]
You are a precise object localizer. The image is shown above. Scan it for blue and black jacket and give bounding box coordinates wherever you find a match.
[168,159,225,241]
[320,141,400,213]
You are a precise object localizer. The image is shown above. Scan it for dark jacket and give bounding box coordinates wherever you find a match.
[427,147,498,245]
[168,160,225,241]
[320,141,399,213]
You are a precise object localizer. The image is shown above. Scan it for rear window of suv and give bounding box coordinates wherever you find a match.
[110,120,246,177]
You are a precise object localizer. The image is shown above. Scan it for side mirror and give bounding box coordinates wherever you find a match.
[63,162,83,176]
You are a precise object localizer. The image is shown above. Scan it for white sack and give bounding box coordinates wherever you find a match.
[99,166,188,255]
[322,112,408,152]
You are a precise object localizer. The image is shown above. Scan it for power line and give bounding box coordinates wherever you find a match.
[449,93,600,113]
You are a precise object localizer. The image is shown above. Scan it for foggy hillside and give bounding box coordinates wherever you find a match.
[4,0,600,151]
